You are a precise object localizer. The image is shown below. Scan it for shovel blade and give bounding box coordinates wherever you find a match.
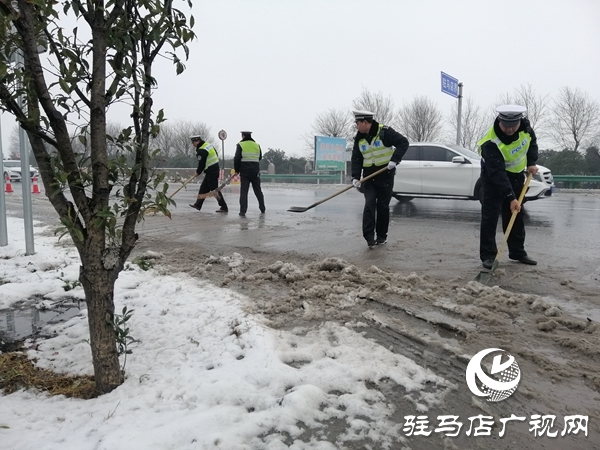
[474,270,492,284]
[288,206,309,213]
[474,260,499,284]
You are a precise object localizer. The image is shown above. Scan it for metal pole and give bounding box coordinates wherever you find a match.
[456,82,463,146]
[221,140,225,179]
[16,51,35,255]
[0,113,8,246]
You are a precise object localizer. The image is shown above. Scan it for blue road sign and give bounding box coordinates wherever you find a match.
[441,71,459,98]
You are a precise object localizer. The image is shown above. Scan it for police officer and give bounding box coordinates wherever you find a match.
[478,105,539,269]
[233,131,266,217]
[188,134,229,213]
[351,110,409,248]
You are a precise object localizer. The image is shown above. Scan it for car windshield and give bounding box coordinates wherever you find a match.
[3,161,21,167]
[447,145,481,160]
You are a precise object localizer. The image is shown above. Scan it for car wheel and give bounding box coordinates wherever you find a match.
[393,194,413,203]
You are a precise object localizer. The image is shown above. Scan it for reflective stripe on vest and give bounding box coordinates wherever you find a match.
[358,124,393,167]
[477,127,530,173]
[200,142,219,170]
[240,140,260,162]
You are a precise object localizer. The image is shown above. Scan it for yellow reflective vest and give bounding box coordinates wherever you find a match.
[199,142,219,170]
[477,128,531,173]
[357,124,394,167]
[239,140,261,162]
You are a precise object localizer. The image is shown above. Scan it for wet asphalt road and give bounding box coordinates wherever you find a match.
[3,181,600,318]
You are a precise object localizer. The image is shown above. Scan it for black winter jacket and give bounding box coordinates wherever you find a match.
[480,118,538,201]
[233,137,263,174]
[195,140,220,176]
[351,120,409,180]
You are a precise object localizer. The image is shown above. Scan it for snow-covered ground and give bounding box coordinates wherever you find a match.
[0,217,448,449]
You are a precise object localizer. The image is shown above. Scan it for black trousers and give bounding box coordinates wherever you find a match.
[362,172,393,242]
[480,171,527,261]
[192,171,228,211]
[239,168,265,214]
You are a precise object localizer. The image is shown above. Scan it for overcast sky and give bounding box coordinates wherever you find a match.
[1,0,600,158]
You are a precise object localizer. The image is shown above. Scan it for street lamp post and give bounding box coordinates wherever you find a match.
[456,82,464,146]
[14,50,35,255]
[0,114,8,246]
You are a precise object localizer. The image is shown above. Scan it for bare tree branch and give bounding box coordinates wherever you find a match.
[514,83,550,131]
[548,86,600,152]
[397,96,443,142]
[492,84,551,140]
[447,96,489,150]
[352,88,396,126]
[301,108,353,155]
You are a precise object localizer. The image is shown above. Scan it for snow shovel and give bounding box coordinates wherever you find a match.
[475,172,533,284]
[197,171,235,199]
[288,166,388,213]
[146,173,197,214]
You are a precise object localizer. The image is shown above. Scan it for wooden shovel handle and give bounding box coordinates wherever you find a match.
[169,174,197,199]
[312,166,389,208]
[496,172,533,258]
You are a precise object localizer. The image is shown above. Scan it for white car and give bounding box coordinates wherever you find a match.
[2,160,39,182]
[392,143,555,203]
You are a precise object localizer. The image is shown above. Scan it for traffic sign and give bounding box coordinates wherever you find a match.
[218,130,227,140]
[441,72,459,98]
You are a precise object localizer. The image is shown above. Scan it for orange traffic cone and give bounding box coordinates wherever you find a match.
[4,173,13,193]
[32,175,40,194]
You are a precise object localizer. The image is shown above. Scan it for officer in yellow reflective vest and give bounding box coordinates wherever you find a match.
[351,110,409,248]
[233,131,266,217]
[477,105,539,269]
[189,135,229,213]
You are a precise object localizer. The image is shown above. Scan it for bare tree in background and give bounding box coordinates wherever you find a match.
[315,108,354,140]
[548,87,600,152]
[514,84,550,131]
[352,88,396,126]
[151,121,215,161]
[150,124,178,160]
[397,96,443,142]
[7,126,20,159]
[447,96,488,150]
[492,84,550,133]
[301,108,354,154]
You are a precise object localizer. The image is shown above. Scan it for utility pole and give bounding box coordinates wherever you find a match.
[441,72,463,146]
[456,82,464,146]
[0,113,8,246]
[15,50,35,255]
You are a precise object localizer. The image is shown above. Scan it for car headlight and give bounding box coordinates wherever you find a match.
[533,172,543,182]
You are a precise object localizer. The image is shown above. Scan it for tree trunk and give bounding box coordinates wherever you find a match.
[79,263,123,394]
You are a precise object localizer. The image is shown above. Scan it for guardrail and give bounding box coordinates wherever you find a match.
[153,169,345,185]
[552,175,600,189]
[260,174,343,184]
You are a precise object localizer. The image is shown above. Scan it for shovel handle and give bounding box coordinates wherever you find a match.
[288,166,390,212]
[197,173,234,199]
[496,172,533,259]
[169,174,197,199]
[311,166,389,207]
